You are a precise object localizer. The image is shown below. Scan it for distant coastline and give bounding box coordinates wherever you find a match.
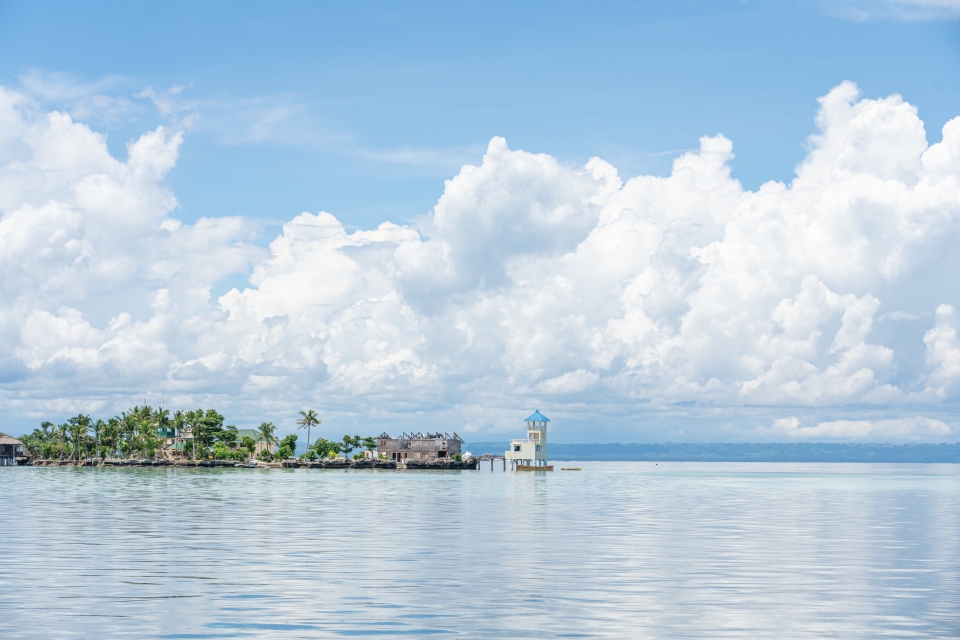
[468,442,960,463]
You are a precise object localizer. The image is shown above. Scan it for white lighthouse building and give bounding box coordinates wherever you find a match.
[505,410,551,469]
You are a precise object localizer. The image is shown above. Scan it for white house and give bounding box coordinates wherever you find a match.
[505,410,549,468]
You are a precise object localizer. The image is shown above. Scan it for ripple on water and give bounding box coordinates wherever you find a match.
[1,463,959,638]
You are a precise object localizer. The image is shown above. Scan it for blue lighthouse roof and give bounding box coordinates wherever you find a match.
[524,410,550,422]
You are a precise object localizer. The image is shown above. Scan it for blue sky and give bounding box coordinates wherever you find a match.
[2,1,960,442]
[1,0,957,229]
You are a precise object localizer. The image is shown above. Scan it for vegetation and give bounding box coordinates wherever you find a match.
[22,406,248,462]
[296,409,321,451]
[18,407,386,464]
[303,437,341,460]
[276,434,298,460]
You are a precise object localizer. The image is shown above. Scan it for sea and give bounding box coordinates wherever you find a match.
[1,462,958,638]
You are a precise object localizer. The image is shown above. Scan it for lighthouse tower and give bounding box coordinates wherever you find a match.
[505,410,550,468]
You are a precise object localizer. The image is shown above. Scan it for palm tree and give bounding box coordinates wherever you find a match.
[296,409,321,453]
[173,410,187,459]
[256,421,278,458]
[153,407,172,459]
[68,418,87,462]
[121,411,138,458]
[92,419,106,459]
[56,422,68,460]
[184,409,203,460]
[104,418,121,458]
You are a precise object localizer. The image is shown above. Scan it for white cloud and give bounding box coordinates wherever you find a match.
[2,81,960,440]
[758,415,952,441]
[924,304,960,395]
[536,369,600,395]
[824,0,960,21]
[16,70,141,127]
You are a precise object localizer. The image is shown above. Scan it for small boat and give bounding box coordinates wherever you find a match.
[561,467,581,471]
[516,464,553,471]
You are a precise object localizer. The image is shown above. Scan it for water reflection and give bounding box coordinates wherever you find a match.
[1,463,958,638]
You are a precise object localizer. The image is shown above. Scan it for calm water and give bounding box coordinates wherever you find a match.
[2,463,959,638]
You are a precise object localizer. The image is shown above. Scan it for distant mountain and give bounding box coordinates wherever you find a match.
[464,442,960,463]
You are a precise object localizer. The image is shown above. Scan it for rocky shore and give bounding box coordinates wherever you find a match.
[281,458,478,470]
[27,457,479,470]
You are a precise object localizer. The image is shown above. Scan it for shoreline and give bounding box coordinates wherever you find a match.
[25,458,480,470]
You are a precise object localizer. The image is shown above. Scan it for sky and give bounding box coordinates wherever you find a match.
[0,0,959,443]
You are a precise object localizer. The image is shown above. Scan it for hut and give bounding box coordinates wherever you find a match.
[376,432,463,461]
[0,433,26,466]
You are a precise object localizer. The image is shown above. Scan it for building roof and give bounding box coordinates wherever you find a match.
[524,410,550,422]
[0,432,23,445]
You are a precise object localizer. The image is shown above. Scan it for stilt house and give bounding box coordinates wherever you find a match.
[0,433,26,466]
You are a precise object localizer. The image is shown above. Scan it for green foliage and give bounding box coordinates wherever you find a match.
[23,409,386,464]
[296,410,321,440]
[304,437,340,460]
[213,442,245,461]
[352,452,365,460]
[240,436,257,456]
[340,434,361,459]
[252,422,279,461]
[25,405,247,461]
[452,453,462,461]
[276,433,298,460]
[219,425,239,448]
[192,409,226,448]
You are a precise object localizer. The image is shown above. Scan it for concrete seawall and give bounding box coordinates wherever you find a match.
[26,458,480,470]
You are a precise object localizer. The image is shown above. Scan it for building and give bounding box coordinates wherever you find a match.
[0,433,26,466]
[158,424,180,460]
[160,428,274,460]
[237,429,275,457]
[505,410,549,467]
[377,432,463,461]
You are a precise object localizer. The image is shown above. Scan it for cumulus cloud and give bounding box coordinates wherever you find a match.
[924,304,960,395]
[758,416,952,441]
[1,81,960,440]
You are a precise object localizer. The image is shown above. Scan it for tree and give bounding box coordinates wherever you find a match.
[361,436,377,452]
[104,418,121,458]
[277,434,298,460]
[256,421,278,457]
[92,419,106,458]
[67,415,91,461]
[296,409,321,451]
[220,425,239,448]
[56,422,69,460]
[173,410,187,459]
[184,409,203,460]
[153,407,172,459]
[193,409,226,451]
[240,436,257,459]
[28,406,243,461]
[305,437,339,460]
[340,434,361,460]
[20,421,56,459]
